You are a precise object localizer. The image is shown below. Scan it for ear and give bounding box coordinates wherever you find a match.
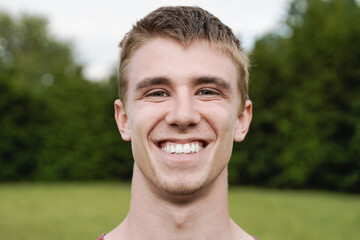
[234,100,252,142]
[114,99,131,141]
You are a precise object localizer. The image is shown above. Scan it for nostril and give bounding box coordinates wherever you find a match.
[165,111,201,128]
[165,97,201,127]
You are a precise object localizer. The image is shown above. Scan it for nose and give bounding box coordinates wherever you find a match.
[165,92,201,130]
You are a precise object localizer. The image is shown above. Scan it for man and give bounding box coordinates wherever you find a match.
[99,6,255,240]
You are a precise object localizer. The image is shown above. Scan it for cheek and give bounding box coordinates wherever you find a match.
[128,108,154,169]
[202,103,237,136]
[203,104,237,161]
[130,113,148,142]
[129,104,166,141]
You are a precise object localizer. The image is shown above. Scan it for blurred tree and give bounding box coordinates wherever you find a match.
[0,79,50,180]
[0,12,70,180]
[231,0,360,192]
[0,11,132,181]
[0,12,78,95]
[2,0,359,192]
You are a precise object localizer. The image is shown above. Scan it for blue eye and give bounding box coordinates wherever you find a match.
[145,91,169,97]
[198,89,219,95]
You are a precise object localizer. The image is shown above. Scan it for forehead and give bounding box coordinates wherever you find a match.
[126,38,238,91]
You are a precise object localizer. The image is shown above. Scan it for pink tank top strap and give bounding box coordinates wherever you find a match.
[98,233,258,239]
[97,233,106,240]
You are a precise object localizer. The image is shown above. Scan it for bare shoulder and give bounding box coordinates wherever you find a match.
[230,218,256,240]
[103,218,129,240]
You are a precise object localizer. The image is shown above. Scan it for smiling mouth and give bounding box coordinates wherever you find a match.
[158,141,206,155]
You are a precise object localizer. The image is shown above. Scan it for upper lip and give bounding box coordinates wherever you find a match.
[153,137,210,147]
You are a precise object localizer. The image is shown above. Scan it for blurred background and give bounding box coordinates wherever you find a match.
[1,0,360,239]
[0,0,359,192]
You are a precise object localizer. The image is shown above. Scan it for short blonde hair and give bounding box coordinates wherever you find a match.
[118,6,249,110]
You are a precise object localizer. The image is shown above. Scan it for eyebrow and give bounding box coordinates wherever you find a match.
[135,77,172,92]
[134,75,232,93]
[193,76,232,93]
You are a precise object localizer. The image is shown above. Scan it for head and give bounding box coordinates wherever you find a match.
[118,6,249,112]
[115,6,252,198]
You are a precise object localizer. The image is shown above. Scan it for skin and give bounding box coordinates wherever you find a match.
[109,37,253,240]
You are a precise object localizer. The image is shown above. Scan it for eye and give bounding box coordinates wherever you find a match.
[145,90,170,97]
[197,89,220,96]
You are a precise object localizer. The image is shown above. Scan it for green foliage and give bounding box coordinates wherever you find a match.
[0,11,132,181]
[1,0,359,192]
[0,81,50,180]
[230,0,360,192]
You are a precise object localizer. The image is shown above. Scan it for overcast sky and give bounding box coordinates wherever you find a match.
[1,0,290,80]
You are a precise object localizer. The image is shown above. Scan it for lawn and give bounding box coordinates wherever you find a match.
[0,183,359,240]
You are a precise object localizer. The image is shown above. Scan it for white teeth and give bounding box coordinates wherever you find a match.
[175,144,182,153]
[161,142,204,154]
[183,144,190,153]
[190,143,196,152]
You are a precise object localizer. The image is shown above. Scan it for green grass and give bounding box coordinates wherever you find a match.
[0,183,359,240]
[229,187,360,240]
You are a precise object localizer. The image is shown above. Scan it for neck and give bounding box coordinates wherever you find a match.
[121,165,232,240]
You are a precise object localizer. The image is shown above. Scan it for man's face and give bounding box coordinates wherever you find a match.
[115,37,252,195]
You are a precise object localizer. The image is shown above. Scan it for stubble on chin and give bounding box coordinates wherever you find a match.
[162,178,207,196]
[150,164,228,200]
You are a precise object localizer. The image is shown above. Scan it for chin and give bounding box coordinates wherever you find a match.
[158,174,208,196]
